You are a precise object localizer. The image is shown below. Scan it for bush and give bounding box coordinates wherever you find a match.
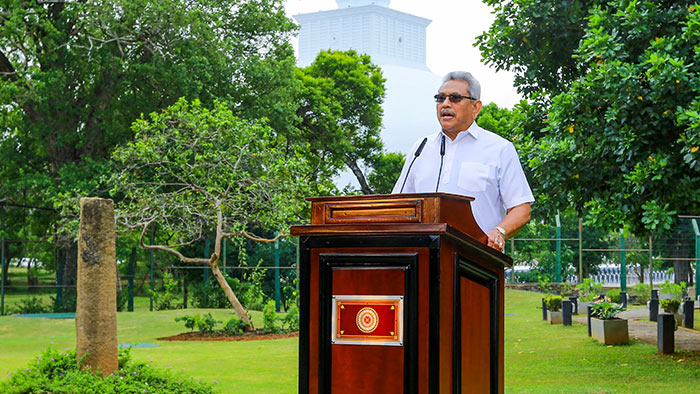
[628,283,651,304]
[544,295,562,312]
[606,288,621,303]
[659,280,687,300]
[223,317,249,335]
[149,271,183,310]
[263,300,281,333]
[660,299,680,313]
[576,278,603,302]
[12,296,51,314]
[116,287,128,312]
[0,347,216,393]
[282,304,300,332]
[174,313,221,333]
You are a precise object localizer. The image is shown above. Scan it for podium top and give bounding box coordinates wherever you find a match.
[296,193,486,243]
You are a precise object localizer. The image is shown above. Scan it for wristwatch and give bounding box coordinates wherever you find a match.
[495,226,507,239]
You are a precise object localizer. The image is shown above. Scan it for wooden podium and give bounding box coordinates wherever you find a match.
[291,193,512,394]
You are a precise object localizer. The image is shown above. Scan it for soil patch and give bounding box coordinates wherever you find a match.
[158,331,298,342]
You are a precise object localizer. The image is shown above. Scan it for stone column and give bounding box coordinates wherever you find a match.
[76,198,118,375]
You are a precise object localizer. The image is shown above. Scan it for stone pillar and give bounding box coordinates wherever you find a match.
[541,298,547,321]
[76,198,118,375]
[562,300,572,326]
[657,313,675,354]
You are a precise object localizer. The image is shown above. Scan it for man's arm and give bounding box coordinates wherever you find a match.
[485,202,531,251]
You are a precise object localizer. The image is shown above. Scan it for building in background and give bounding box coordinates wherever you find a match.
[294,0,442,188]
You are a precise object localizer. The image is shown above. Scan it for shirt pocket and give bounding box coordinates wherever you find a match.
[457,162,492,192]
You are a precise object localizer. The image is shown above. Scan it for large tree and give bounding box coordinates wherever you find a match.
[478,0,700,282]
[112,98,307,328]
[0,0,297,290]
[294,50,386,194]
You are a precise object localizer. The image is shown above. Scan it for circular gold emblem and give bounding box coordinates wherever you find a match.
[356,307,379,333]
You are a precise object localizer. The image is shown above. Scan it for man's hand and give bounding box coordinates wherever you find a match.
[486,228,505,252]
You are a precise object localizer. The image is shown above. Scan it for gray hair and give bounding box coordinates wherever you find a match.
[442,71,481,100]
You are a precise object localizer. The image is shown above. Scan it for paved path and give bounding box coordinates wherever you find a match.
[573,305,700,351]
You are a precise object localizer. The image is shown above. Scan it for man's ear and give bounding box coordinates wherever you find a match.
[473,100,483,117]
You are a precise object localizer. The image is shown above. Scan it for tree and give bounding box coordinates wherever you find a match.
[111,98,307,328]
[294,50,386,194]
[0,0,298,288]
[478,1,700,282]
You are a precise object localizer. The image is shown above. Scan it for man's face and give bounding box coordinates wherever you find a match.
[436,79,482,137]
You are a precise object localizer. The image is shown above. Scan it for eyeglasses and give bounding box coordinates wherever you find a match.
[434,93,477,103]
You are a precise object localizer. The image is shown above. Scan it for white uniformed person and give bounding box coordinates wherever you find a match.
[392,71,534,252]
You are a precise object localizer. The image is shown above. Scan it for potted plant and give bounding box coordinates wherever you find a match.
[590,302,628,345]
[545,295,563,324]
[660,299,682,329]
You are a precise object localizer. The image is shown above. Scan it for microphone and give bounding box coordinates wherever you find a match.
[435,134,446,192]
[399,137,428,193]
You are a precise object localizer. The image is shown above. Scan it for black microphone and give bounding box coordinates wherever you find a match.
[399,137,428,193]
[435,134,446,192]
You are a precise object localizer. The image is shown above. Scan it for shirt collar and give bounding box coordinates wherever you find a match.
[439,121,481,142]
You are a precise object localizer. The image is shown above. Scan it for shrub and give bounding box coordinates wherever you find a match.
[660,299,681,313]
[591,302,624,320]
[0,347,216,393]
[282,304,300,332]
[628,283,651,304]
[174,313,221,333]
[116,287,128,312]
[544,295,562,312]
[576,278,603,302]
[559,282,576,297]
[263,300,281,333]
[149,271,183,311]
[606,288,621,303]
[659,280,687,301]
[12,296,51,314]
[223,317,249,335]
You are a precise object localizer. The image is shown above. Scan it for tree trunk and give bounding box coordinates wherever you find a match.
[209,257,254,330]
[60,241,78,306]
[346,157,373,195]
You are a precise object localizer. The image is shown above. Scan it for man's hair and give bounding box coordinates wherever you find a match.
[442,71,481,100]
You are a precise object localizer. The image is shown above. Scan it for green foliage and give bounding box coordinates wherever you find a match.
[480,0,700,236]
[174,313,221,334]
[0,347,215,393]
[591,301,625,320]
[223,317,250,336]
[660,299,681,313]
[11,296,51,315]
[606,288,622,303]
[366,152,406,195]
[116,288,128,312]
[544,295,562,311]
[282,305,300,332]
[628,283,651,304]
[0,0,298,251]
[148,271,182,311]
[294,49,386,194]
[659,280,687,300]
[576,278,604,302]
[559,282,576,297]
[263,300,280,333]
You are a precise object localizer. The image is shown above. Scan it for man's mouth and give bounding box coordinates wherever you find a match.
[441,110,455,120]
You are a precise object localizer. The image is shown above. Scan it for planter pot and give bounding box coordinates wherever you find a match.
[579,301,591,313]
[547,310,562,324]
[590,317,629,345]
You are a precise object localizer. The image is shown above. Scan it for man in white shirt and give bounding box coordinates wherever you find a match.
[392,71,534,252]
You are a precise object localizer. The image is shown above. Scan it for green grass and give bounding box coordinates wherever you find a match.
[1,290,698,393]
[504,290,700,393]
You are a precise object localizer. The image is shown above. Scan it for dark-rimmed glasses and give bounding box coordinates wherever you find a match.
[434,93,477,103]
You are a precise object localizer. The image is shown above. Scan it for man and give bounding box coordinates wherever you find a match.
[392,71,533,252]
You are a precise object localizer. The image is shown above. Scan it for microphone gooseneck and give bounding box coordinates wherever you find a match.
[399,137,428,193]
[435,134,446,192]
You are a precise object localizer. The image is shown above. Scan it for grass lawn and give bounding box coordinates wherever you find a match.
[1,290,699,393]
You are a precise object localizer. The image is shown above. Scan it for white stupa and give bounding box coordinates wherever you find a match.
[294,0,442,160]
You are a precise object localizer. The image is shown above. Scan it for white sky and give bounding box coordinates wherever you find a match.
[283,0,522,108]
